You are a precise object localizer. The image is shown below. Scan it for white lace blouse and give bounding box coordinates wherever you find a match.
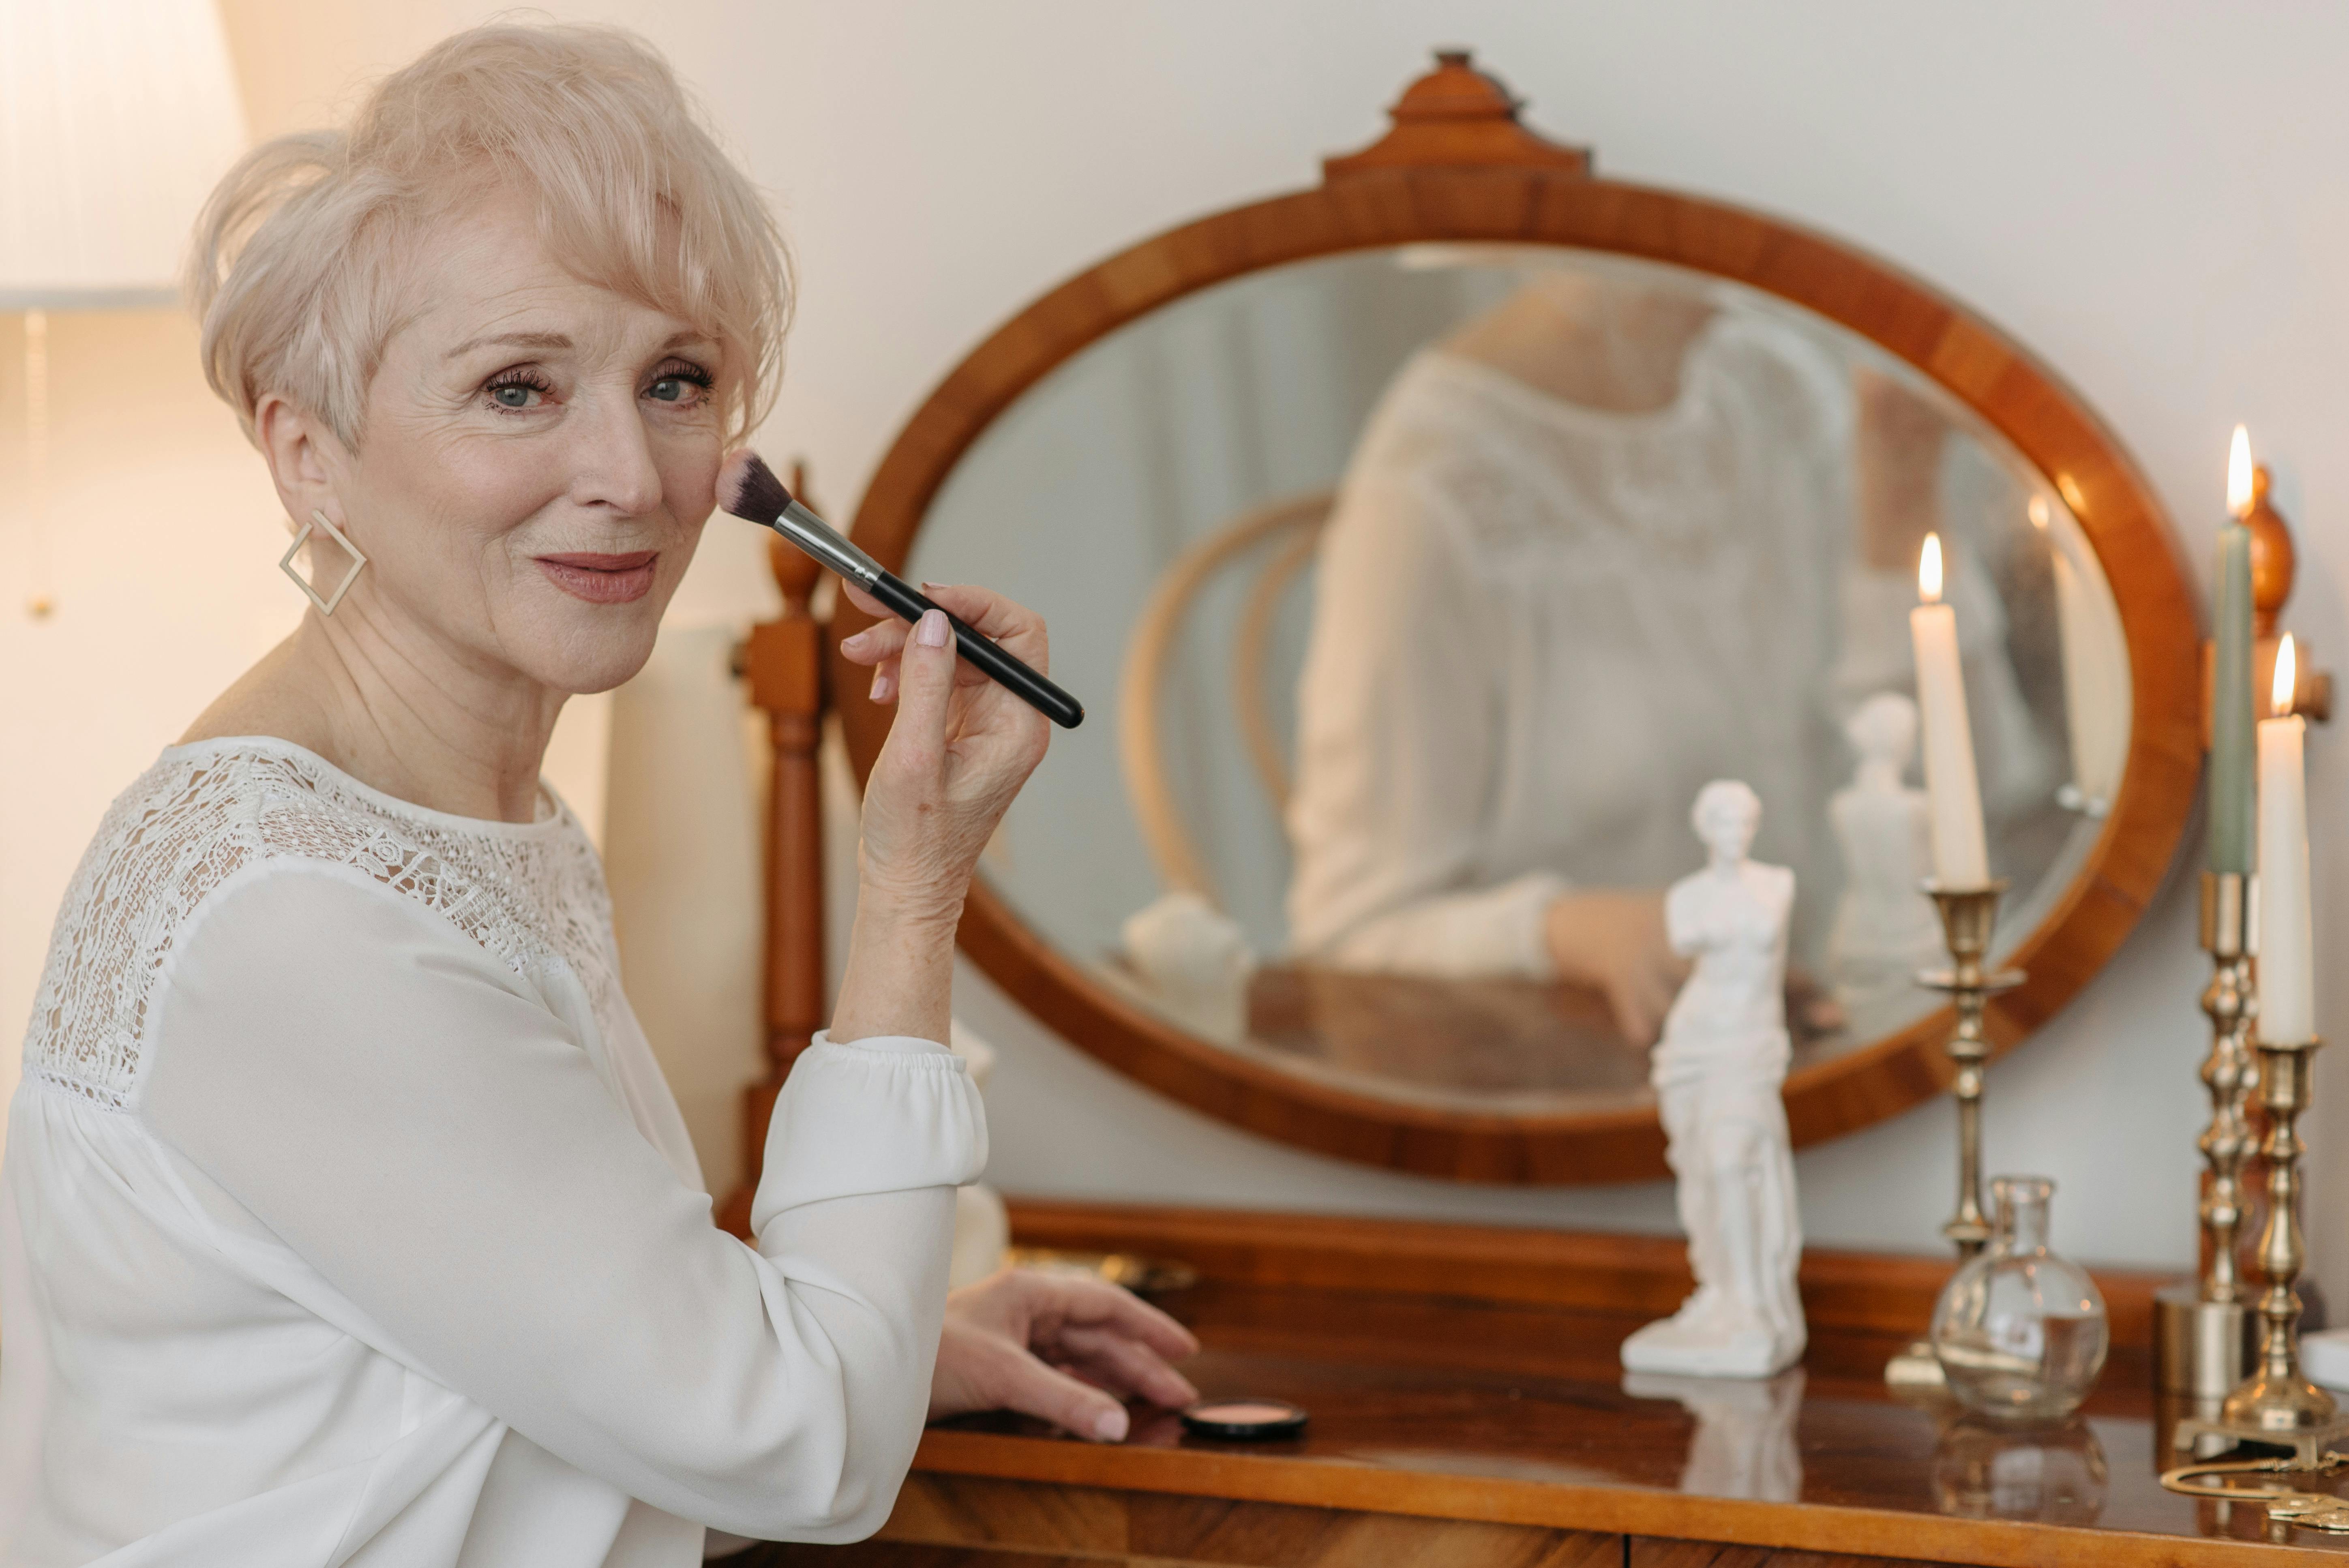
[0,737,984,1566]
[1287,321,1852,976]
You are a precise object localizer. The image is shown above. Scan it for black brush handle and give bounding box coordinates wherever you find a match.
[866,571,1084,729]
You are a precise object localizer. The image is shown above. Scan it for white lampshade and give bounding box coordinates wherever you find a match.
[0,0,247,310]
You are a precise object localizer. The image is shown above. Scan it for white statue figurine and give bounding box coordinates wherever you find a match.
[1121,890,1258,1044]
[1621,780,1807,1379]
[1823,693,1943,1015]
[945,1020,1010,1290]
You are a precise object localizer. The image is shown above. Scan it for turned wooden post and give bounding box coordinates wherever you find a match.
[718,462,829,1238]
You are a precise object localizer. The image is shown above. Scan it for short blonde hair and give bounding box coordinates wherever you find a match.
[187,21,789,449]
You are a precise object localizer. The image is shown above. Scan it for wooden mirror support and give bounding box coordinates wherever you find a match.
[717,467,829,1240]
[739,52,2197,1193]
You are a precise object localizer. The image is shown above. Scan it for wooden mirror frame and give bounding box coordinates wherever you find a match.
[827,52,2199,1184]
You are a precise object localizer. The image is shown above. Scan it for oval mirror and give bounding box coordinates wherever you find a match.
[834,54,2197,1182]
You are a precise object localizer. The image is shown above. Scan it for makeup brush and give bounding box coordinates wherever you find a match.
[718,452,1084,729]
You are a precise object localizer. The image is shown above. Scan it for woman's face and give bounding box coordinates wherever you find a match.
[303,190,725,695]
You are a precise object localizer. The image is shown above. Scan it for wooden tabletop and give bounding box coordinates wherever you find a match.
[912,1278,2349,1566]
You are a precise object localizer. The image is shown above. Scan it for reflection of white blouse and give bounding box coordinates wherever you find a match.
[1286,320,1852,975]
[0,739,984,1566]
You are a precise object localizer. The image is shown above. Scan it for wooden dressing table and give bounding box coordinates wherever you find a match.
[765,1206,2336,1567]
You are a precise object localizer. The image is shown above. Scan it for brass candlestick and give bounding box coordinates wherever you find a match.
[2199,873,2259,1307]
[2174,1033,2349,1463]
[1922,881,2026,1259]
[1886,880,2025,1390]
[2224,1035,2333,1434]
[2154,873,2262,1403]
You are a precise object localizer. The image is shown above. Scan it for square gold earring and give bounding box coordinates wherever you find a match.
[280,510,369,616]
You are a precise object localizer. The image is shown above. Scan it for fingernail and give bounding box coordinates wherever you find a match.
[1092,1407,1129,1443]
[917,608,949,648]
[870,668,893,702]
[840,628,870,654]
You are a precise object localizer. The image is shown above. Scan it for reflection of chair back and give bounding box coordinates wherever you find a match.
[1117,490,1333,901]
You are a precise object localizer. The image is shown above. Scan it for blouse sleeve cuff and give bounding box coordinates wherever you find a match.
[749,1031,988,1228]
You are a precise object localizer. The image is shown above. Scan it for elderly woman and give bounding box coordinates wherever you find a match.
[0,24,1195,1566]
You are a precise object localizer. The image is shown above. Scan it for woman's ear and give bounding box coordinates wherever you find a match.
[253,392,349,532]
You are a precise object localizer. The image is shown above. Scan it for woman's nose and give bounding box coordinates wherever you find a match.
[565,395,665,515]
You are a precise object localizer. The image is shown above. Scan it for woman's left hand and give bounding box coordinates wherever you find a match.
[929,1267,1200,1442]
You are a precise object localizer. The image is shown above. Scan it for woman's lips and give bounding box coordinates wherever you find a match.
[535,551,658,604]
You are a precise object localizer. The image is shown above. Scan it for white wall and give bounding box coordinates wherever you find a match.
[12,1,2349,1284]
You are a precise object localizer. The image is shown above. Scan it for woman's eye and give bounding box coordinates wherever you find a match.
[647,372,710,405]
[488,382,542,410]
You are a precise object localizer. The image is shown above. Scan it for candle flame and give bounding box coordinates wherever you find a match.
[2028,496,2050,531]
[2229,425,2253,518]
[2275,633,2298,717]
[1918,533,1944,604]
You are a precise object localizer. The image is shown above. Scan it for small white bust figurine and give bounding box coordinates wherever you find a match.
[946,1020,1010,1290]
[1823,694,1943,1014]
[1621,780,1807,1379]
[1121,891,1258,1044]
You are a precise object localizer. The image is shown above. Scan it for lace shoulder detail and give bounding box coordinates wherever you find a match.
[22,742,617,1111]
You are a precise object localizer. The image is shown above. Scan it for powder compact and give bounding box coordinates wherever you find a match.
[1178,1399,1310,1440]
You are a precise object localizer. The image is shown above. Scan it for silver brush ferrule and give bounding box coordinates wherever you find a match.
[774,499,883,588]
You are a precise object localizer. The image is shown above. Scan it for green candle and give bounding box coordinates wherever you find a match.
[2210,518,2257,873]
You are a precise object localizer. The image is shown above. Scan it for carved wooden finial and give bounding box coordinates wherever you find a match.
[767,457,825,612]
[1322,49,1590,181]
[2227,463,2333,723]
[2246,463,2295,640]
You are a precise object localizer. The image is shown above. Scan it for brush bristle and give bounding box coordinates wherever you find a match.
[718,450,792,525]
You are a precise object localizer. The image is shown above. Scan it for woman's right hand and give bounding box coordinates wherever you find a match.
[829,584,1052,1045]
[1544,889,1690,1048]
[838,583,1052,911]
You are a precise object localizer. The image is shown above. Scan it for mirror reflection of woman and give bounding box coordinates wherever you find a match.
[1285,268,1968,1044]
[0,26,1197,1564]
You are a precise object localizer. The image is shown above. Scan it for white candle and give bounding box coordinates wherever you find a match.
[2258,634,2315,1043]
[2034,497,2129,813]
[1910,534,1991,887]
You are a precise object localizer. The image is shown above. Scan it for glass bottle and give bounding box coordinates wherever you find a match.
[1930,1175,2109,1422]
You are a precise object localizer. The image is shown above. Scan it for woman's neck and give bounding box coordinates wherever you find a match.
[180,608,564,824]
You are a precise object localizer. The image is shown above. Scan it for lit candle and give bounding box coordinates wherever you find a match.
[1910,533,1991,887]
[2212,425,2259,874]
[2257,634,2314,1043]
